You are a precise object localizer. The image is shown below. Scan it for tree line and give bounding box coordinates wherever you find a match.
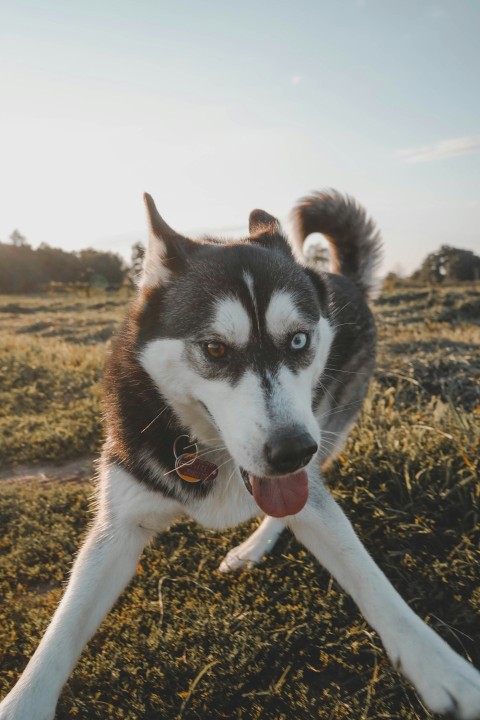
[410,245,480,283]
[306,241,480,284]
[0,232,146,294]
[0,228,478,294]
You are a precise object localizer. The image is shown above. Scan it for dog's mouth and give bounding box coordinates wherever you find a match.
[240,468,308,518]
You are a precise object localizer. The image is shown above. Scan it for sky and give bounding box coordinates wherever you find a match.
[1,0,479,274]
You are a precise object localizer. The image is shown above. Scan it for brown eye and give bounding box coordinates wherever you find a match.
[206,341,227,359]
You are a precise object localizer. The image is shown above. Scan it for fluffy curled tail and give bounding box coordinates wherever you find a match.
[291,190,382,299]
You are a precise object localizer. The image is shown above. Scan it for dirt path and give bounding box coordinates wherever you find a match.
[0,455,96,484]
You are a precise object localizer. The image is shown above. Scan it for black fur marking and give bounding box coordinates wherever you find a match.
[103,302,213,500]
[260,369,274,393]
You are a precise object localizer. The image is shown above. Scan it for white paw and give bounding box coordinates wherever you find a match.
[219,518,285,574]
[219,542,265,573]
[388,623,480,719]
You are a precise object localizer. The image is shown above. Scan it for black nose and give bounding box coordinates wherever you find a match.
[265,430,318,475]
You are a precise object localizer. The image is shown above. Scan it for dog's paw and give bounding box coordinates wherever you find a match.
[219,519,284,573]
[388,623,480,719]
[219,543,265,573]
[408,652,480,719]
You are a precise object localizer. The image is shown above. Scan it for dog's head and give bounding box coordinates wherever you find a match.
[138,194,334,516]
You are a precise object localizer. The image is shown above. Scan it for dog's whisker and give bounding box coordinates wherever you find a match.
[215,458,235,474]
[324,366,369,376]
[317,399,363,420]
[331,321,358,329]
[321,372,346,386]
[330,299,353,318]
[140,407,169,433]
[320,438,340,451]
[223,463,241,494]
[317,380,336,405]
[195,445,228,456]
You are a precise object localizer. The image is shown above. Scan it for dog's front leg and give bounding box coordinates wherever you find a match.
[0,521,150,720]
[219,516,285,572]
[288,480,480,720]
[0,466,181,720]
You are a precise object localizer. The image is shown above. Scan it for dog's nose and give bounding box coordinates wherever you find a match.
[265,430,318,475]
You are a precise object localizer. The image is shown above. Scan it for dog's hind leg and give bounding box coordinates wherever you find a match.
[0,463,182,720]
[288,477,480,720]
[219,516,285,573]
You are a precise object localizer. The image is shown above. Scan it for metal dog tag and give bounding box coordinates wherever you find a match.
[175,453,218,483]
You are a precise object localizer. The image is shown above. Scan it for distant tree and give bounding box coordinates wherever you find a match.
[9,229,29,247]
[412,245,480,283]
[0,241,40,291]
[129,241,145,285]
[37,244,81,285]
[77,249,125,287]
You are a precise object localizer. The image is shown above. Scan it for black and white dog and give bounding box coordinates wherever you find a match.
[1,191,480,719]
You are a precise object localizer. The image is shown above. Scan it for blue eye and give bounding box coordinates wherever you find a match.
[290,332,309,351]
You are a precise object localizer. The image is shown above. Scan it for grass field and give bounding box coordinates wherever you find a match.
[0,285,479,719]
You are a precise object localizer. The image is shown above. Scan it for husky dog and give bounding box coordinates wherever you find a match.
[1,191,480,720]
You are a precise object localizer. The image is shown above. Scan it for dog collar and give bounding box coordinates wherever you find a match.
[173,435,218,483]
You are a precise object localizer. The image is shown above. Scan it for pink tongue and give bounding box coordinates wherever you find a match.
[250,470,308,517]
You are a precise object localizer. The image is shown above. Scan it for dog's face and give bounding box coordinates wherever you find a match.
[138,195,334,516]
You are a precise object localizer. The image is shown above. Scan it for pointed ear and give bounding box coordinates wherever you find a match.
[249,208,280,236]
[248,208,293,256]
[141,193,196,288]
[144,192,180,243]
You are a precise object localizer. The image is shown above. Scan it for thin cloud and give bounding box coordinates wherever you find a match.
[396,135,480,164]
[290,74,303,86]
